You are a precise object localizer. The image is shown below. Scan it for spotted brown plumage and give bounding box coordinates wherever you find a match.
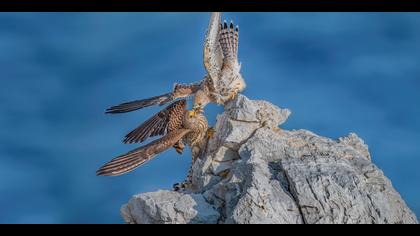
[97,100,209,177]
[123,100,187,144]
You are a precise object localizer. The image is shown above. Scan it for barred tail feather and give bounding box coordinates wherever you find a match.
[219,20,239,60]
[234,25,239,57]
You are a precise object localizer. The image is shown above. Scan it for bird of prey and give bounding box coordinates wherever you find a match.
[96,99,209,177]
[105,12,246,119]
[202,12,246,107]
[97,12,244,184]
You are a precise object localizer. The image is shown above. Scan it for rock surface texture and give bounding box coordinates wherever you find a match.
[121,95,418,224]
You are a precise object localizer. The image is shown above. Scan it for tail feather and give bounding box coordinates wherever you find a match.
[219,20,239,60]
[105,93,173,114]
[234,25,239,56]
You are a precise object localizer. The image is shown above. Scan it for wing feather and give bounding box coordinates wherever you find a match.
[203,12,224,88]
[105,93,173,114]
[96,129,191,176]
[123,100,187,144]
[106,82,201,114]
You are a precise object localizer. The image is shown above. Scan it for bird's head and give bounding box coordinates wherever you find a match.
[188,105,204,119]
[190,90,210,118]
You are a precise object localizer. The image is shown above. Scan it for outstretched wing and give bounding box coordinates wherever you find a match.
[203,12,224,88]
[123,99,187,144]
[96,129,191,176]
[105,83,201,114]
[105,93,173,114]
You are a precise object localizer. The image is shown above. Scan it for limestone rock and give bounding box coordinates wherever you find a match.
[121,190,219,224]
[121,95,418,224]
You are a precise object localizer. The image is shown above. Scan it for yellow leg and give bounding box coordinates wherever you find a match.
[228,79,246,101]
[228,90,238,101]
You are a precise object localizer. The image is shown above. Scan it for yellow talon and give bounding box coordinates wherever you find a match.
[229,90,238,100]
[207,127,215,139]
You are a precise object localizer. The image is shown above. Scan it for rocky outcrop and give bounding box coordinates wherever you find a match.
[121,95,418,224]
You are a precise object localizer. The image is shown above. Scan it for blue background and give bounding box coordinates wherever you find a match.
[0,13,418,223]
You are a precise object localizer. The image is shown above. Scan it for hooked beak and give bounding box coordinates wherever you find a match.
[188,110,196,118]
[189,105,204,118]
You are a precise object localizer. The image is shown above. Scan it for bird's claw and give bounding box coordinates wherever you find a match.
[172,182,183,192]
[229,90,238,101]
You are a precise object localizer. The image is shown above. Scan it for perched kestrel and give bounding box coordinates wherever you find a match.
[201,12,246,108]
[105,12,246,118]
[96,100,209,177]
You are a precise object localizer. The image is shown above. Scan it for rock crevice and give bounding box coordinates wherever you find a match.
[121,95,418,224]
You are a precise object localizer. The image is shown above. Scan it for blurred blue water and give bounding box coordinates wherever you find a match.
[0,13,419,223]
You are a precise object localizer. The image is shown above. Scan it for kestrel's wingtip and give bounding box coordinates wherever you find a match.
[104,109,114,114]
[95,169,106,176]
[96,170,119,177]
[96,166,111,176]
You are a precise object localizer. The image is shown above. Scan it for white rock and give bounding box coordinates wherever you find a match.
[121,95,418,224]
[121,190,219,224]
[254,99,291,128]
[225,95,259,122]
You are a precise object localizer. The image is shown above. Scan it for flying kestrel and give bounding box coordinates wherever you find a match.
[96,99,209,177]
[105,12,246,118]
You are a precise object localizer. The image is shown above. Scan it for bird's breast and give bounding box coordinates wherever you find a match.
[183,113,208,146]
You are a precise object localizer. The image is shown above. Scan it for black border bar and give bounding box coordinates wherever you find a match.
[0,0,419,12]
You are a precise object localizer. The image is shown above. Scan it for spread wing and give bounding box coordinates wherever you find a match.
[123,99,187,144]
[96,129,191,176]
[105,83,201,114]
[203,12,224,88]
[105,93,173,114]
